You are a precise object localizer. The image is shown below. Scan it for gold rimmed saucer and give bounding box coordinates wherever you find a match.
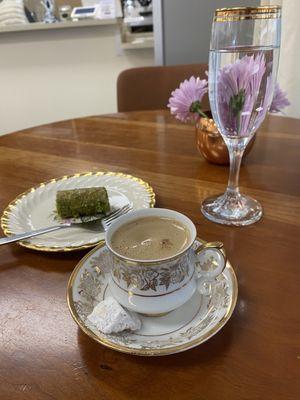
[67,239,238,356]
[1,171,155,252]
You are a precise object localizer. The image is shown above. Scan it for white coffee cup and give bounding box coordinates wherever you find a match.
[106,208,226,315]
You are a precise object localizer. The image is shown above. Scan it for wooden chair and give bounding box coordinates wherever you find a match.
[117,64,209,112]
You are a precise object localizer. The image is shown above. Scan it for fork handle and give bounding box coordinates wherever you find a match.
[0,224,70,246]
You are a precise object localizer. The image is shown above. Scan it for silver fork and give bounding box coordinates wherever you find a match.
[0,203,132,246]
[100,204,132,231]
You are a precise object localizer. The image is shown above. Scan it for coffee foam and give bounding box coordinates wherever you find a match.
[111,216,190,261]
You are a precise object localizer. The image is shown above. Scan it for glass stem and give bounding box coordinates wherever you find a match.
[226,142,246,195]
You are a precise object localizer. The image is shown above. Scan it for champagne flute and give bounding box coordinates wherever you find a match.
[201,6,281,226]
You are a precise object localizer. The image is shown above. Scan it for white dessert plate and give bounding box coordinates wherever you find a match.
[67,239,238,356]
[1,171,155,252]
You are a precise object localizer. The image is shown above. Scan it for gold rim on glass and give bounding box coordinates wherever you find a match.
[0,171,155,252]
[214,5,281,22]
[66,240,238,356]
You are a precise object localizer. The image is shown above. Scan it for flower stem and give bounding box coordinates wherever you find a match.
[236,110,241,135]
[198,109,209,118]
[190,101,209,119]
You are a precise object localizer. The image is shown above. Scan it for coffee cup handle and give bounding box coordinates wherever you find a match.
[193,241,227,281]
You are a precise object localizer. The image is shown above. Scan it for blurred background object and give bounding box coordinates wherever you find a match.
[120,0,153,48]
[24,0,79,21]
[41,0,57,23]
[0,0,28,25]
[58,4,71,20]
[24,0,49,21]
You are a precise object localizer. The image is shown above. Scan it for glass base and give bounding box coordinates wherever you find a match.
[201,192,263,226]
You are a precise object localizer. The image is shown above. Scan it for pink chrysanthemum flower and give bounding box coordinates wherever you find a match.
[217,53,266,137]
[168,76,208,122]
[269,83,290,113]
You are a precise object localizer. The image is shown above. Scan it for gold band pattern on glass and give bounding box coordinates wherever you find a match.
[214,5,281,22]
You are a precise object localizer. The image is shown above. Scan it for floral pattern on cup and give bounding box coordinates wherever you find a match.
[112,255,191,293]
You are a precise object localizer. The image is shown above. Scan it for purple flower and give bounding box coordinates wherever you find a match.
[269,83,290,113]
[217,53,266,137]
[256,80,290,127]
[168,76,208,122]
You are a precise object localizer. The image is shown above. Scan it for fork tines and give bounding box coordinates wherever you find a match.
[103,204,132,226]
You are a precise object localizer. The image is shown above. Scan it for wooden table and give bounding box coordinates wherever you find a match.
[0,111,299,400]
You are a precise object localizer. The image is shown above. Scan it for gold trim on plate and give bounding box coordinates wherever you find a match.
[0,171,155,252]
[214,5,281,22]
[66,239,238,356]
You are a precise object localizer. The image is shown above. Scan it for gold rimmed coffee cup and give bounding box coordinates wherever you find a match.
[105,208,226,315]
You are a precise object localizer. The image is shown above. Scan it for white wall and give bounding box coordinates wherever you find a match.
[0,25,153,135]
[274,0,298,118]
[259,0,296,118]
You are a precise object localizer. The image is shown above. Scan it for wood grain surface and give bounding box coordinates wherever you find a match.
[0,110,299,400]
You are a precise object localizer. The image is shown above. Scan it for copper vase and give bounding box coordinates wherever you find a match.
[195,116,256,165]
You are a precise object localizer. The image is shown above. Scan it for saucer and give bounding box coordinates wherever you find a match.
[67,240,238,356]
[1,171,155,252]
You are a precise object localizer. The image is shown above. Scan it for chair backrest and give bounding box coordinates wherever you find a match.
[117,64,209,112]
